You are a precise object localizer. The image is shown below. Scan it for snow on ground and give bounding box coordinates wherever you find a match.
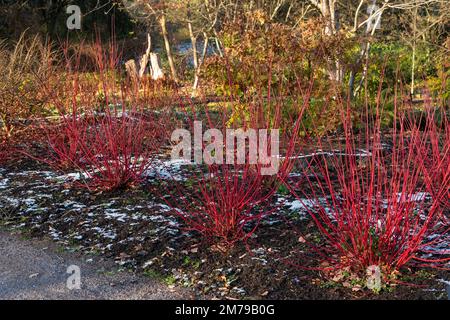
[104,209,128,222]
[144,158,193,181]
[396,192,431,203]
[0,160,448,269]
[285,198,318,212]
[0,178,9,189]
[0,165,184,263]
[275,148,373,160]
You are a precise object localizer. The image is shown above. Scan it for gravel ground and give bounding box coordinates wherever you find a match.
[0,230,193,300]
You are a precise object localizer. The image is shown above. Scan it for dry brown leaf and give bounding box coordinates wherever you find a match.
[298,236,307,243]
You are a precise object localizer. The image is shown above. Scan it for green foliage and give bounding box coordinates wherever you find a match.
[355,42,444,98]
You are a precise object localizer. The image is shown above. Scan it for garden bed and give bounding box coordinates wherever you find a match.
[0,156,448,300]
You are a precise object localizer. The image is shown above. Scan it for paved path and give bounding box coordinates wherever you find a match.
[0,230,192,300]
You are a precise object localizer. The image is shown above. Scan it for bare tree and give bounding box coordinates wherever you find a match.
[304,0,447,93]
[351,0,448,96]
[396,0,449,95]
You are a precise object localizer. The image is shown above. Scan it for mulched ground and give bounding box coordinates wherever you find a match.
[0,156,448,300]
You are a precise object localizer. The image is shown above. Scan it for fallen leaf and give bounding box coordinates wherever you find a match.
[298,236,307,243]
[352,285,362,292]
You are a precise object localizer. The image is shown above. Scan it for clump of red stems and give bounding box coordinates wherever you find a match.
[283,91,449,285]
[159,73,309,249]
[408,102,449,211]
[35,38,169,191]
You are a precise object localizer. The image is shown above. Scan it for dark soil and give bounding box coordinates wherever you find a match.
[0,156,448,300]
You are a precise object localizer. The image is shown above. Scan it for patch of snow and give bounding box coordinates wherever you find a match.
[60,200,86,210]
[51,172,89,182]
[2,197,20,207]
[231,287,246,295]
[438,279,450,286]
[8,170,55,178]
[104,209,127,222]
[91,227,117,240]
[36,194,53,199]
[22,198,40,213]
[156,204,172,212]
[396,192,430,203]
[286,199,317,211]
[0,178,9,189]
[276,149,373,160]
[144,158,193,181]
[48,227,61,240]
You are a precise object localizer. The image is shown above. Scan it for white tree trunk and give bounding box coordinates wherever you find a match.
[125,33,164,81]
[142,34,164,81]
[192,33,209,96]
[138,33,152,78]
[149,53,164,80]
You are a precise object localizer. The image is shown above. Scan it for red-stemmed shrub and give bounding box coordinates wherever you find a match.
[283,94,449,288]
[44,112,91,170]
[411,105,449,210]
[158,74,309,249]
[76,108,164,191]
[35,38,170,191]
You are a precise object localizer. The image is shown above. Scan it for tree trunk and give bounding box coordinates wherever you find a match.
[213,29,223,57]
[350,1,384,97]
[138,34,152,78]
[188,22,199,95]
[192,32,209,96]
[411,6,418,96]
[149,53,164,80]
[125,59,138,80]
[188,22,199,72]
[125,34,164,82]
[159,14,178,83]
[315,0,342,82]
